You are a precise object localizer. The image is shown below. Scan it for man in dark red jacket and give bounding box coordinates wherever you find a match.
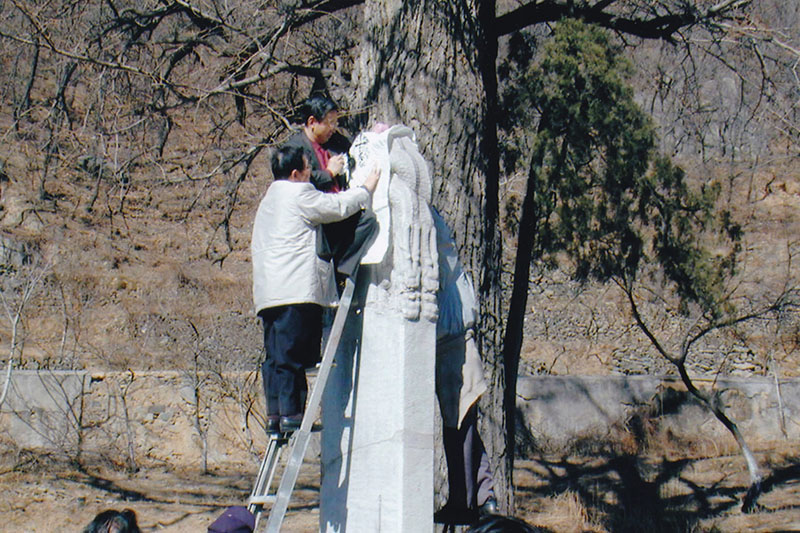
[283,95,378,282]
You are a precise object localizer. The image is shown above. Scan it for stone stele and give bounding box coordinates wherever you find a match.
[320,125,438,532]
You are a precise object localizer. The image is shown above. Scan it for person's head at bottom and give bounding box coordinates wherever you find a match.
[83,508,141,533]
[467,514,551,533]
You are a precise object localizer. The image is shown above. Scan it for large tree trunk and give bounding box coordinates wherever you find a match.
[352,0,509,510]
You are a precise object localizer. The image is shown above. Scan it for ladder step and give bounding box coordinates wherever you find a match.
[248,495,277,506]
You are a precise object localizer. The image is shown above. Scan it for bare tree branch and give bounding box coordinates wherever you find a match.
[495,0,754,40]
[0,256,52,410]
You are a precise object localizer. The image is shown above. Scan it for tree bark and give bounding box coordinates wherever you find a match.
[353,0,508,509]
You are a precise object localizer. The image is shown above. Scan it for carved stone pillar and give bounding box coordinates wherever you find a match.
[320,126,438,532]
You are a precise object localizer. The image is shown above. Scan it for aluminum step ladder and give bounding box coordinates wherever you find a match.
[248,274,359,532]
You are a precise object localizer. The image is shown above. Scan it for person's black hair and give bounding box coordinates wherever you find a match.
[467,514,551,533]
[83,508,141,533]
[298,94,339,124]
[271,145,306,180]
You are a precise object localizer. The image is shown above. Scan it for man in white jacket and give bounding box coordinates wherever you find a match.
[251,145,380,434]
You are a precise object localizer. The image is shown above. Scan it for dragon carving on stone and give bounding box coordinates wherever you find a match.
[349,125,438,322]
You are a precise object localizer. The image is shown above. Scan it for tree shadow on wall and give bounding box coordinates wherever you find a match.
[513,385,800,532]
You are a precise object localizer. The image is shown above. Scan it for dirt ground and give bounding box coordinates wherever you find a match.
[3,443,800,532]
[0,455,320,532]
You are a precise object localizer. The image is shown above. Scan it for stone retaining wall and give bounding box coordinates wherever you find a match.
[2,371,798,469]
[0,370,267,469]
[516,375,800,453]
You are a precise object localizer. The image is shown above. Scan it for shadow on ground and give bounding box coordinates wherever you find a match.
[515,445,800,532]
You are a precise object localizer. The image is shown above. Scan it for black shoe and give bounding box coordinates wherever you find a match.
[433,502,477,525]
[279,415,302,433]
[266,416,281,434]
[279,415,323,433]
[479,496,498,516]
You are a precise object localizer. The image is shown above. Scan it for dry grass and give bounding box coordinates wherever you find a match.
[527,490,605,532]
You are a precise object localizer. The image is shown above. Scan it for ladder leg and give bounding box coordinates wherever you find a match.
[264,430,313,532]
[248,435,287,527]
[249,436,279,505]
[262,276,358,532]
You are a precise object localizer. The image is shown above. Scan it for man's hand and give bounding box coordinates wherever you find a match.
[362,165,381,194]
[327,153,346,176]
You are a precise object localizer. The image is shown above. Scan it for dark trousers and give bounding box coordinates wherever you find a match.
[320,209,378,278]
[259,304,323,417]
[443,404,495,509]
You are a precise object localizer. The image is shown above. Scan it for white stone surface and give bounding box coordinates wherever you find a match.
[348,130,392,264]
[320,267,436,533]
